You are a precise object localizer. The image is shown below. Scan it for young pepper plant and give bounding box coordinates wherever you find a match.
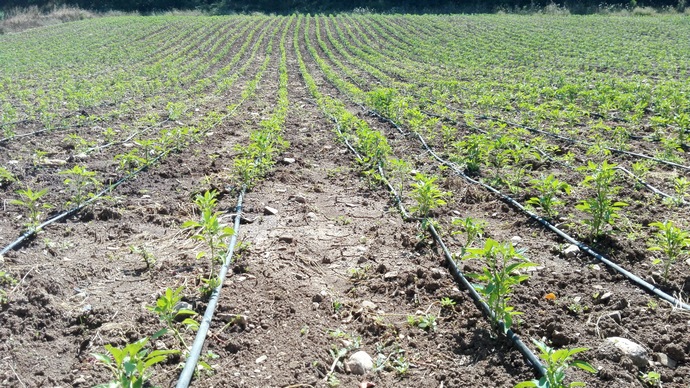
[514,339,597,388]
[465,238,537,333]
[647,220,690,281]
[92,337,178,388]
[182,190,234,296]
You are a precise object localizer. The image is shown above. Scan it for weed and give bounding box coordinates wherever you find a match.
[639,371,661,386]
[407,313,437,332]
[0,271,18,304]
[0,166,16,186]
[514,339,596,388]
[129,245,155,270]
[440,297,456,309]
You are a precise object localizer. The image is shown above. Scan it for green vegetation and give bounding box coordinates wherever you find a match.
[515,340,596,388]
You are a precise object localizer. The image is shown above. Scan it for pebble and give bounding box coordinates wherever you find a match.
[72,376,87,385]
[278,235,294,244]
[346,351,373,375]
[600,292,613,302]
[292,194,307,204]
[656,353,677,368]
[264,206,278,215]
[306,212,317,220]
[361,301,377,310]
[282,158,296,164]
[564,244,580,258]
[604,337,650,367]
[383,271,398,280]
[510,236,522,244]
[255,355,267,364]
[312,293,323,303]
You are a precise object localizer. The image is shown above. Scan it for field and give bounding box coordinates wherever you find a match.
[1,13,690,388]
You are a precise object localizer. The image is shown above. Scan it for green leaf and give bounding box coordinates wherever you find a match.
[571,360,597,374]
[514,381,538,388]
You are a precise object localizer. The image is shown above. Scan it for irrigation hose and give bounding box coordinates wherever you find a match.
[0,149,170,256]
[427,223,546,376]
[176,187,245,388]
[412,131,690,311]
[326,110,546,378]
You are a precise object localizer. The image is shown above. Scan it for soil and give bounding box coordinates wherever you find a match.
[1,16,689,388]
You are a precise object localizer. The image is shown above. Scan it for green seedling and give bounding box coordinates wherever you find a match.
[527,174,571,219]
[665,176,689,206]
[451,216,486,257]
[630,161,651,190]
[147,286,198,350]
[182,190,234,295]
[465,238,537,332]
[515,339,596,388]
[387,157,410,197]
[11,187,51,229]
[130,245,155,270]
[392,354,410,375]
[410,173,451,219]
[407,313,437,332]
[639,371,661,387]
[575,161,627,238]
[32,149,49,166]
[647,220,690,280]
[0,166,16,186]
[59,165,101,207]
[92,337,178,388]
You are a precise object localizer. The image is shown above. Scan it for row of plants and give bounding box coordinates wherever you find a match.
[294,15,602,388]
[307,14,690,291]
[298,15,690,386]
[90,16,292,388]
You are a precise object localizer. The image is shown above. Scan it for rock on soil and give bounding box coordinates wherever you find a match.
[346,351,373,375]
[564,244,580,258]
[603,337,650,367]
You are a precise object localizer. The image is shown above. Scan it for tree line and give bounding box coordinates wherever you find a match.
[2,0,686,14]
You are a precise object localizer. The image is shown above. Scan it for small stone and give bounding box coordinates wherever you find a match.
[256,355,267,364]
[346,351,373,375]
[264,206,278,215]
[430,268,445,280]
[600,292,613,302]
[73,153,88,161]
[564,244,580,258]
[282,157,296,164]
[42,158,67,166]
[312,294,323,303]
[590,264,601,271]
[292,195,307,204]
[173,301,195,321]
[604,337,650,367]
[278,235,294,244]
[306,212,317,220]
[72,376,87,385]
[155,341,167,350]
[511,236,523,244]
[295,273,306,280]
[656,353,677,368]
[361,301,377,310]
[383,271,398,280]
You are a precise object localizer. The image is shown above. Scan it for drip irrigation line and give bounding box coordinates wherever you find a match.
[408,127,690,311]
[0,125,80,144]
[176,187,245,388]
[325,105,546,378]
[0,149,169,256]
[615,166,684,205]
[426,223,546,376]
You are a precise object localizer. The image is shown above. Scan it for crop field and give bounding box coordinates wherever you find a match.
[1,13,690,388]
